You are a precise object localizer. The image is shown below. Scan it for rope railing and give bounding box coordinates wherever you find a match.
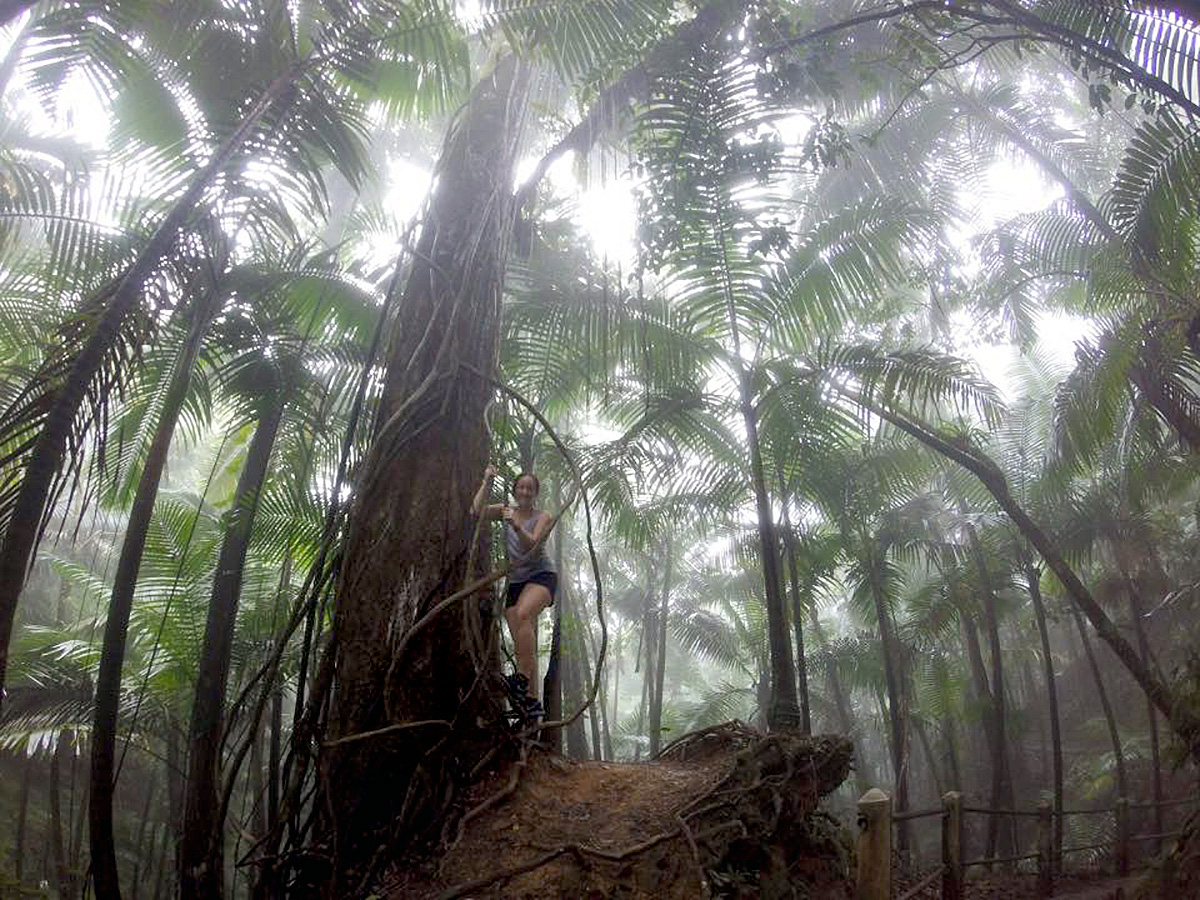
[961,805,1043,818]
[893,806,945,822]
[963,850,1040,868]
[856,787,1198,900]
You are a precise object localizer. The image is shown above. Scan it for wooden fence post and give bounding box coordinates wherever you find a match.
[942,791,964,900]
[1037,801,1053,897]
[1115,797,1129,876]
[856,788,891,900]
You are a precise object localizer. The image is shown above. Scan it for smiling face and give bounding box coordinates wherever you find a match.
[513,474,539,510]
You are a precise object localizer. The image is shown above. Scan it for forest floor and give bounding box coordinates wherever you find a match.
[959,873,1179,898]
[374,724,855,899]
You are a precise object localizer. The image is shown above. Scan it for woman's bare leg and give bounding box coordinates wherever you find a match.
[504,583,552,698]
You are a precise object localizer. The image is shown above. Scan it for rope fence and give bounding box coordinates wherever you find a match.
[856,787,1198,899]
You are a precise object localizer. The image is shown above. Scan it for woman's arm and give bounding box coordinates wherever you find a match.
[511,511,554,549]
[470,466,504,519]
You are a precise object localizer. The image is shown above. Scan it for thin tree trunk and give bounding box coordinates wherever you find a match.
[562,585,589,760]
[962,613,1000,860]
[967,527,1018,863]
[1026,562,1063,873]
[579,620,603,760]
[648,543,672,757]
[862,401,1200,754]
[808,607,869,791]
[715,201,798,730]
[585,624,614,760]
[775,465,811,733]
[942,716,962,792]
[610,626,621,753]
[914,717,944,799]
[181,393,286,900]
[0,64,302,713]
[541,482,565,753]
[1073,611,1129,800]
[16,749,33,886]
[1125,576,1164,850]
[50,735,75,900]
[866,549,909,857]
[151,822,170,900]
[91,291,218,900]
[130,777,158,900]
[542,601,564,753]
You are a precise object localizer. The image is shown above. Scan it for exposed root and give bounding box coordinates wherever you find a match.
[451,743,529,849]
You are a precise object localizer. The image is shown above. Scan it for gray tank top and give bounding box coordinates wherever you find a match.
[504,510,554,582]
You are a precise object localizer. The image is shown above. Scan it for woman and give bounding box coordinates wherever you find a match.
[471,464,557,720]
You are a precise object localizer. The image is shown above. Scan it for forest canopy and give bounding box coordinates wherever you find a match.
[0,1,1199,898]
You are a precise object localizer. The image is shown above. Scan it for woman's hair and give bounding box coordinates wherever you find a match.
[512,472,540,495]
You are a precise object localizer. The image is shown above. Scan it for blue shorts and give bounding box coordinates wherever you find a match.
[506,571,557,608]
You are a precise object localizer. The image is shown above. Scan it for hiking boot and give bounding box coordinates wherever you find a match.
[520,695,545,724]
[503,672,530,700]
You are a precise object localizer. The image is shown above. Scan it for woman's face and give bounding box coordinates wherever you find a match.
[513,476,538,508]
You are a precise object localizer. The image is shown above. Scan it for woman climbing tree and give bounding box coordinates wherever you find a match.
[471,466,557,721]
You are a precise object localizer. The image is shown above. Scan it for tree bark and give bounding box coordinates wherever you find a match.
[181,392,286,900]
[1026,562,1063,873]
[91,291,217,900]
[0,63,301,714]
[319,56,529,885]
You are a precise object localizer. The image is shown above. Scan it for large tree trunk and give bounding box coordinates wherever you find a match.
[180,393,286,900]
[91,292,217,900]
[0,66,300,713]
[1026,562,1063,874]
[318,57,529,888]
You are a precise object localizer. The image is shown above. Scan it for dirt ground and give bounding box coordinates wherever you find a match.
[376,725,854,900]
